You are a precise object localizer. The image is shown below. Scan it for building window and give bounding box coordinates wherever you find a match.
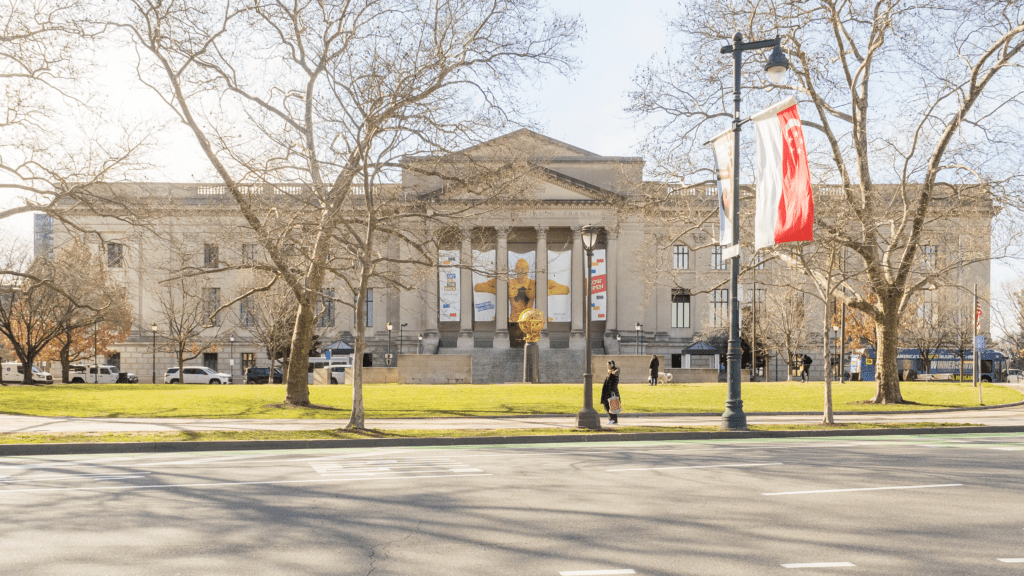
[241,352,256,373]
[241,243,257,265]
[711,246,726,270]
[921,245,937,270]
[671,289,690,328]
[317,288,335,328]
[752,251,766,269]
[107,242,124,268]
[203,352,218,371]
[204,244,219,268]
[673,245,689,270]
[355,289,373,327]
[711,288,729,328]
[240,297,255,327]
[205,287,221,326]
[105,352,121,371]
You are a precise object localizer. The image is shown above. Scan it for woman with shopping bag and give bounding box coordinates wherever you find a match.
[600,360,621,425]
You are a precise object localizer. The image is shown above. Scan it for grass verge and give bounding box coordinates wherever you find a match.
[0,422,984,444]
[0,381,1019,419]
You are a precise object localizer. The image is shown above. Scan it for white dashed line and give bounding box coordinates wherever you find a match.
[764,483,961,496]
[608,462,782,472]
[559,570,636,575]
[782,562,855,568]
[999,558,1024,563]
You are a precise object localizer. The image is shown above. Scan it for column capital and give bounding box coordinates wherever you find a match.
[606,226,619,241]
[534,225,548,239]
[570,225,582,238]
[459,224,474,237]
[496,225,511,241]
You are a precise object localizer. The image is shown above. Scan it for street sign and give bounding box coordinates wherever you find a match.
[975,335,985,349]
[325,349,332,360]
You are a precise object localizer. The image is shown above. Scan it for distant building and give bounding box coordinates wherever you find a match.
[33,213,53,260]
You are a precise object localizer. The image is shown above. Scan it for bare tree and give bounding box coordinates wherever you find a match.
[154,244,224,381]
[120,0,581,420]
[630,0,1024,403]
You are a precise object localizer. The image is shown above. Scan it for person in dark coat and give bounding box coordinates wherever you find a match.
[600,360,621,424]
[801,354,813,382]
[649,354,660,385]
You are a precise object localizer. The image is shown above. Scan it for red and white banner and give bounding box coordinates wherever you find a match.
[752,96,814,250]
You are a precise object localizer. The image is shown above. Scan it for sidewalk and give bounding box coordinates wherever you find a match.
[4,402,1024,434]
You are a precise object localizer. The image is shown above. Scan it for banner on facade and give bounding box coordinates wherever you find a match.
[589,248,607,321]
[471,249,496,322]
[508,250,536,323]
[438,250,460,322]
[548,250,571,322]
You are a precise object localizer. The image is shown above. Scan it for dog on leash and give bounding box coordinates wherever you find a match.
[657,372,673,384]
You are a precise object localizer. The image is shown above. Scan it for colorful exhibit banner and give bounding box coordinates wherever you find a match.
[548,250,571,322]
[507,250,536,322]
[471,249,496,322]
[438,250,460,322]
[589,249,606,321]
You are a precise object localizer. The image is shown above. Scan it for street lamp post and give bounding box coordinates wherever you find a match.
[417,334,423,355]
[93,321,98,384]
[400,323,407,357]
[229,335,235,382]
[386,322,393,367]
[576,224,601,429]
[635,322,641,355]
[719,32,789,431]
[151,323,157,384]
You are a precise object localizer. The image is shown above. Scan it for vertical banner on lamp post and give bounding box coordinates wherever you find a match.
[710,127,735,253]
[471,249,496,322]
[438,250,460,322]
[547,250,571,322]
[589,248,606,321]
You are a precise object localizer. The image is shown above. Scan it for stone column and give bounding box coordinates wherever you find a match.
[457,225,474,349]
[422,244,440,354]
[494,225,510,349]
[535,225,549,347]
[569,225,585,349]
[606,227,618,333]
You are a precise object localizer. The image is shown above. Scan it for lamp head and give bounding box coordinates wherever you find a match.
[581,225,598,250]
[635,322,641,332]
[387,322,393,332]
[765,40,789,84]
[418,334,423,341]
[150,323,157,332]
[230,336,235,343]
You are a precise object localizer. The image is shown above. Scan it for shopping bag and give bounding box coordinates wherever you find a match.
[608,394,621,414]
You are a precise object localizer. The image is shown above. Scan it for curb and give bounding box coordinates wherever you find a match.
[3,425,1023,457]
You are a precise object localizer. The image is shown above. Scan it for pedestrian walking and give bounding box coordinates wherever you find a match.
[649,354,660,385]
[801,354,813,382]
[600,360,621,424]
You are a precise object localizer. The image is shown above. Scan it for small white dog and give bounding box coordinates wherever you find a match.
[657,371,673,384]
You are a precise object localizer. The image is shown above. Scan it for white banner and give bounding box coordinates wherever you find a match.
[589,248,607,321]
[438,250,460,322]
[471,249,496,322]
[508,250,536,323]
[548,250,571,322]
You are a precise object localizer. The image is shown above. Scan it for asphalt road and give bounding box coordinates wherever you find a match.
[2,433,1023,575]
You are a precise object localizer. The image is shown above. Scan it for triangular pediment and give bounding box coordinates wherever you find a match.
[457,129,600,159]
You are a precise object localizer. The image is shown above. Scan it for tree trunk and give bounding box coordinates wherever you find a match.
[823,301,834,424]
[347,276,370,429]
[60,338,71,383]
[871,306,905,403]
[284,293,315,406]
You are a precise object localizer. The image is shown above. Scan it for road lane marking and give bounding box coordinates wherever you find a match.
[0,473,493,494]
[764,483,962,496]
[999,559,1024,563]
[609,462,782,472]
[0,472,151,483]
[782,562,855,568]
[559,570,636,575]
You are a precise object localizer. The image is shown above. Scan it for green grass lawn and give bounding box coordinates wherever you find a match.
[0,381,1019,419]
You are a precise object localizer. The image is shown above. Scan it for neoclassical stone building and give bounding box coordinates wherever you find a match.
[46,130,994,383]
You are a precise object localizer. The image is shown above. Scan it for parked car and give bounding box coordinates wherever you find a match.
[245,366,283,384]
[1007,369,1023,384]
[164,366,233,384]
[329,365,346,384]
[0,362,53,384]
[68,364,138,384]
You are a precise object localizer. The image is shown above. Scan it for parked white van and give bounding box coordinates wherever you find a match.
[308,356,352,384]
[1,362,54,384]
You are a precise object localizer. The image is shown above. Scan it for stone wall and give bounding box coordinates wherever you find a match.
[347,354,472,384]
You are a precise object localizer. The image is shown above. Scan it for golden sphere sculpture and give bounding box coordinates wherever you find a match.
[517,308,546,343]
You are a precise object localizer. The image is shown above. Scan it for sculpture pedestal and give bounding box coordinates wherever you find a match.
[523,342,540,383]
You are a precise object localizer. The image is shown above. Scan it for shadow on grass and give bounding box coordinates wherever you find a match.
[263,403,344,411]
